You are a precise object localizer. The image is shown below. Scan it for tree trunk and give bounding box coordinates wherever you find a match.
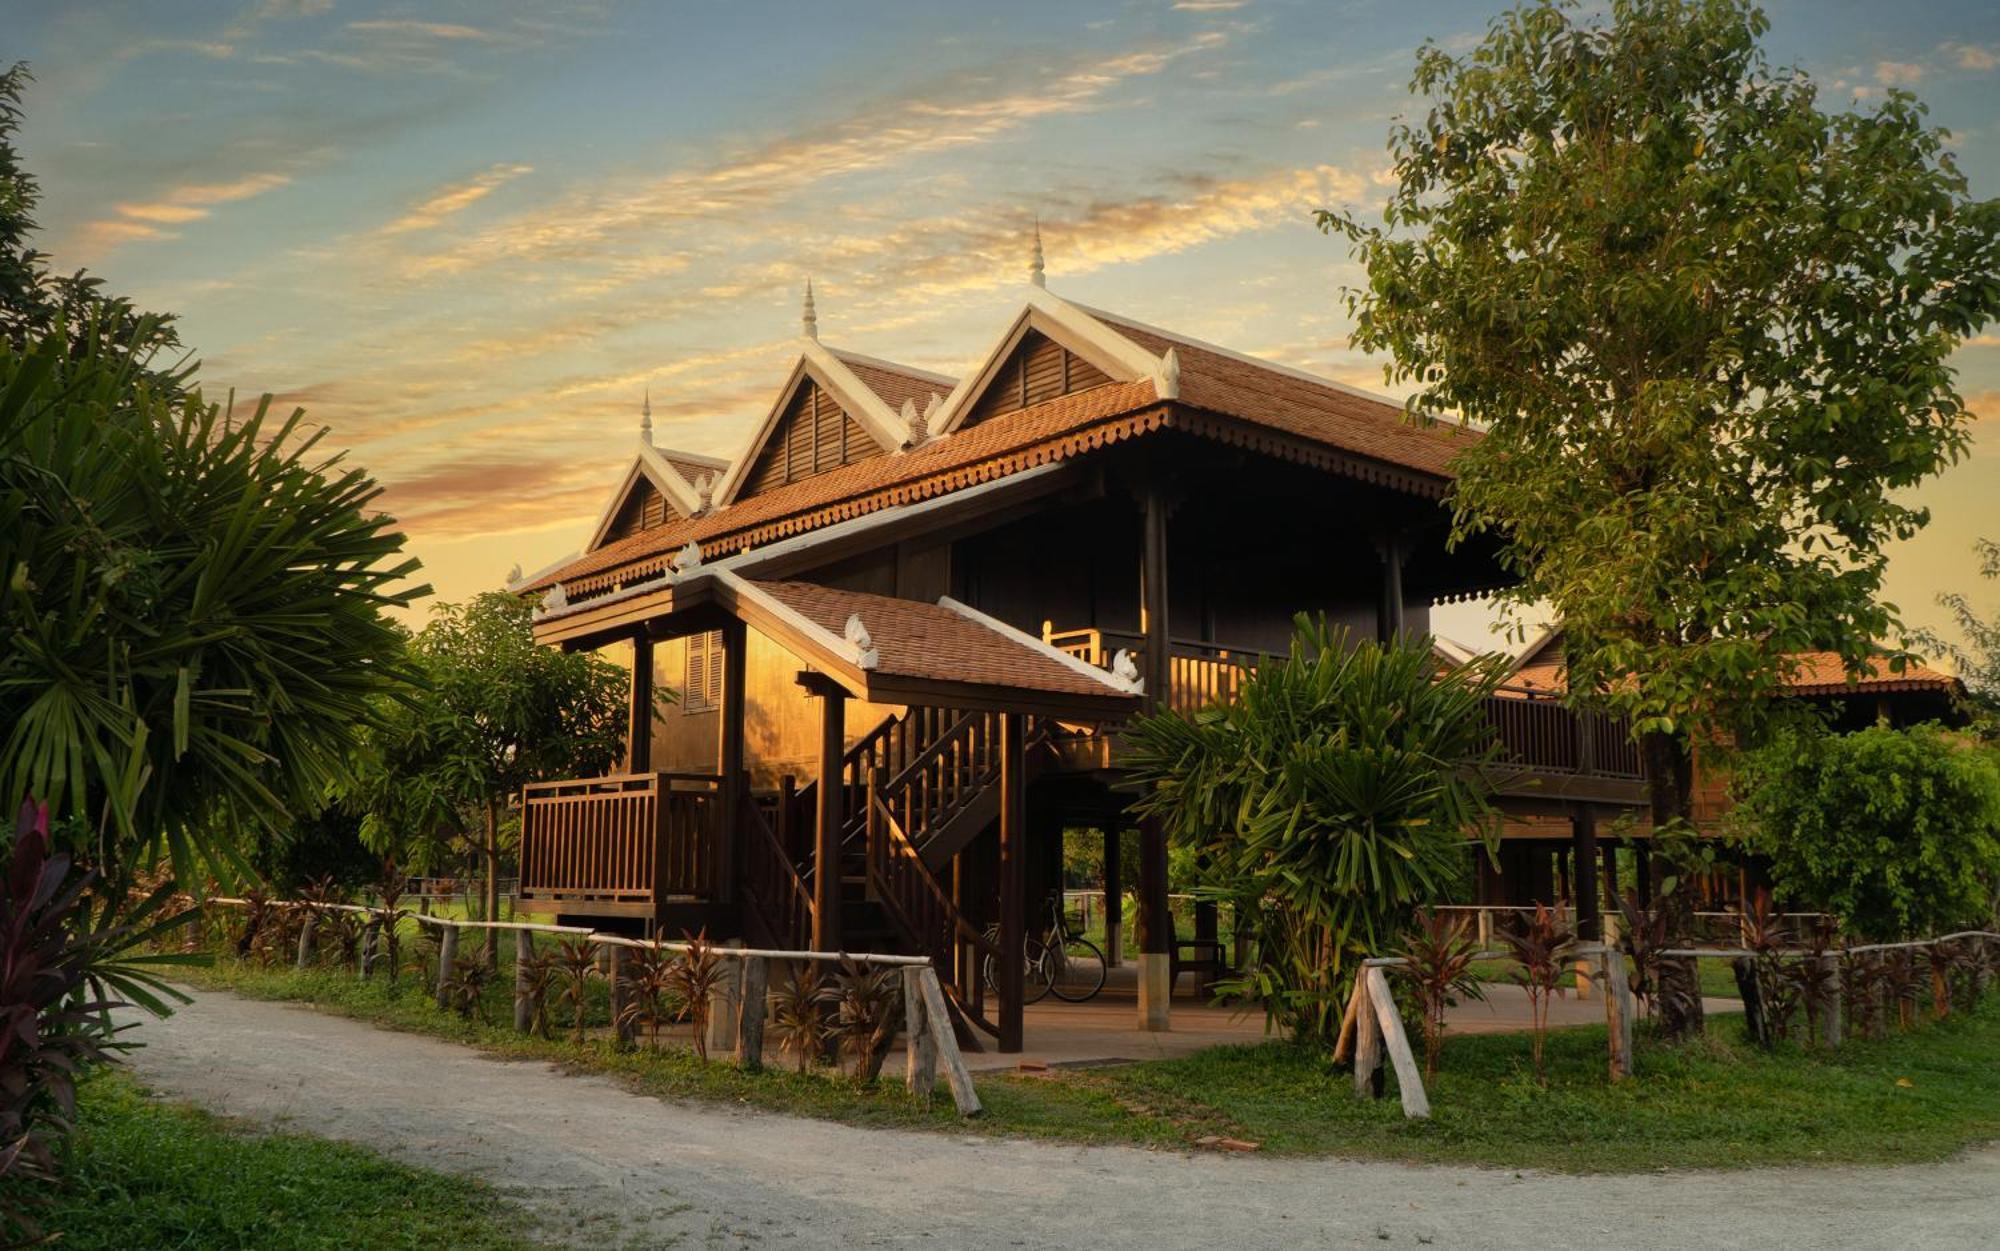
[1642,729,1705,1038]
[482,798,501,970]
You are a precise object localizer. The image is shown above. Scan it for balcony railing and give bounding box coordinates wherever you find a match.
[1044,623,1644,785]
[518,771,725,910]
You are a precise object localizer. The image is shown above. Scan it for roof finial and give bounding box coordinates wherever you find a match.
[802,278,818,340]
[640,386,653,444]
[1029,217,1046,288]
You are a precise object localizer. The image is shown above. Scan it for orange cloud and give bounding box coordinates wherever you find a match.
[377,163,534,236]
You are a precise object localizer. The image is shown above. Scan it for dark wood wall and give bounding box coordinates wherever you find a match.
[961,330,1113,429]
[741,380,884,498]
[602,478,679,545]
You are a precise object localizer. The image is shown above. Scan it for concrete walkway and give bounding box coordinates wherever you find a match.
[122,990,1997,1250]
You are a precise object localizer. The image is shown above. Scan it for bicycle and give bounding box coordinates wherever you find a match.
[982,895,1107,1005]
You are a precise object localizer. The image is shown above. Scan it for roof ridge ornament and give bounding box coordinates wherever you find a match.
[802,278,818,341]
[1155,347,1181,401]
[844,612,879,670]
[676,538,703,570]
[694,471,714,514]
[901,397,925,447]
[640,386,653,444]
[1029,217,1045,289]
[1111,648,1141,691]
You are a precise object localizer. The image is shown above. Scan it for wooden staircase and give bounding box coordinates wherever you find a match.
[739,706,1037,1043]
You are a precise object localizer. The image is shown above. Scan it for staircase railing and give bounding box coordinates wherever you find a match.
[740,798,813,951]
[870,709,1003,856]
[864,786,1001,1039]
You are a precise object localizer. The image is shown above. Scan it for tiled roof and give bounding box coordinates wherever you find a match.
[833,349,954,416]
[529,380,1162,595]
[753,580,1133,700]
[1089,308,1477,479]
[1783,651,1961,696]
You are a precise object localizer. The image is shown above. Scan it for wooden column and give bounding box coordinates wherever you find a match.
[807,677,847,952]
[1102,827,1123,968]
[626,632,654,773]
[716,619,747,902]
[1375,535,1406,644]
[1571,805,1600,941]
[1138,478,1172,1032]
[997,713,1027,1053]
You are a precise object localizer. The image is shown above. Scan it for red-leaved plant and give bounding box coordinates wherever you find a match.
[1394,908,1486,1078]
[1500,903,1575,1084]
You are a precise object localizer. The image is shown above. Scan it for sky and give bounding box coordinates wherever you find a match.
[9,0,2000,656]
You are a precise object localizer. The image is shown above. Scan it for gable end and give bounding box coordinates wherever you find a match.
[961,329,1114,429]
[741,379,885,498]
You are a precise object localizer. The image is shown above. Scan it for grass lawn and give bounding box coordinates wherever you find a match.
[18,1071,544,1250]
[181,952,2000,1173]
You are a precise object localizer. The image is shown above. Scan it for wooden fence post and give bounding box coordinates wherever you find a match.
[708,943,743,1056]
[1351,976,1382,1100]
[1601,944,1634,1081]
[514,929,536,1035]
[1363,966,1430,1119]
[608,945,633,1047]
[916,967,981,1117]
[903,966,937,1098]
[736,956,768,1070]
[1816,953,1843,1048]
[435,924,457,1010]
[295,913,317,971]
[359,920,380,979]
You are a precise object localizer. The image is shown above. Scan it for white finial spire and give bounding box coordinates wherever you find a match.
[1029,217,1046,288]
[640,386,653,444]
[802,279,818,340]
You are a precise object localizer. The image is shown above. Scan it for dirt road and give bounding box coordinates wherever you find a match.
[124,990,1998,1250]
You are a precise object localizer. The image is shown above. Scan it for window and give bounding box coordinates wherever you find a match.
[683,630,725,713]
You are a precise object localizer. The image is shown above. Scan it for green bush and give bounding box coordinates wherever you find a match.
[1120,618,1507,1045]
[1734,723,2000,940]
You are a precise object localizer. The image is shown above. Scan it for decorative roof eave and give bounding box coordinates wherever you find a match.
[710,341,912,510]
[581,442,718,553]
[931,289,1165,438]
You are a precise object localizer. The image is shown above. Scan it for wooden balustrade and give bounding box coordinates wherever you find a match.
[741,798,813,950]
[518,771,724,909]
[865,788,1002,1038]
[1042,625,1250,716]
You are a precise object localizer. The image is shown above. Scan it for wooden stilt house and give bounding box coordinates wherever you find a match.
[516,274,1650,1051]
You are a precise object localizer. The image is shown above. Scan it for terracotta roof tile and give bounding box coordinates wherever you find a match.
[1091,310,1477,479]
[754,580,1130,700]
[531,380,1162,595]
[834,351,955,416]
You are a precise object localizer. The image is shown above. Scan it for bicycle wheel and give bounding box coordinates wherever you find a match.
[983,937,1056,1005]
[1049,936,1107,1002]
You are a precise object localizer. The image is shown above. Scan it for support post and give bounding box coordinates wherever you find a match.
[513,928,536,1034]
[1375,535,1406,643]
[903,966,938,1097]
[1816,953,1843,1049]
[1571,805,1600,998]
[627,631,654,773]
[295,913,317,971]
[359,921,379,978]
[1137,477,1173,1032]
[917,966,982,1117]
[608,945,633,1047]
[1364,966,1430,1118]
[1102,827,1123,968]
[434,924,457,1010]
[809,679,847,952]
[1602,943,1635,1081]
[1351,976,1382,1098]
[997,712,1027,1054]
[716,619,747,901]
[707,940,743,1055]
[736,955,768,1069]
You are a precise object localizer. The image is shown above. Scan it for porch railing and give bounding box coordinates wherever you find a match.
[518,771,725,907]
[1044,622,1642,781]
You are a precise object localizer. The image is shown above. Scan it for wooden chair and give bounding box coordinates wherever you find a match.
[1169,923,1229,992]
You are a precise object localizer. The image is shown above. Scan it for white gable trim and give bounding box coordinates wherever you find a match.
[932,290,1165,437]
[936,596,1144,696]
[710,342,911,509]
[583,442,713,552]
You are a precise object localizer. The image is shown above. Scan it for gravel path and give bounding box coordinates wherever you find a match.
[125,989,1999,1250]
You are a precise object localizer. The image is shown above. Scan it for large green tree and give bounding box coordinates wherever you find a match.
[0,334,426,890]
[1913,538,2000,727]
[1326,0,1999,1031]
[0,64,177,366]
[341,593,636,963]
[1120,620,1507,1047]
[1733,723,2000,941]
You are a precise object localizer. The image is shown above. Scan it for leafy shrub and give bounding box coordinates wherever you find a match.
[1393,909,1485,1077]
[552,939,598,1045]
[831,958,901,1082]
[667,934,728,1062]
[1121,620,1506,1046]
[1500,904,1574,1084]
[768,964,832,1073]
[1733,723,2000,941]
